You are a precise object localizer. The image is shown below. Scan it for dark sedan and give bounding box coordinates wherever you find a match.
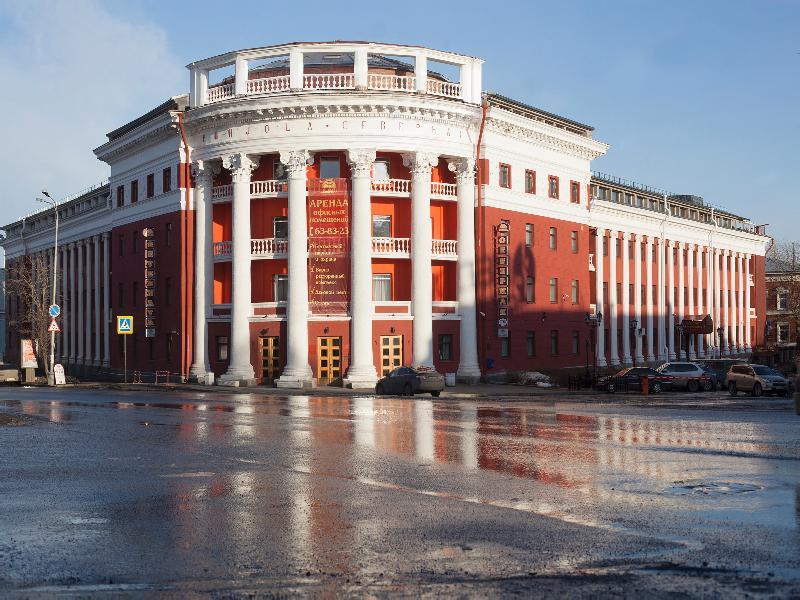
[597,367,674,394]
[375,366,445,397]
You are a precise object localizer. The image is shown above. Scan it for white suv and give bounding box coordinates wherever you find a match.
[656,362,714,392]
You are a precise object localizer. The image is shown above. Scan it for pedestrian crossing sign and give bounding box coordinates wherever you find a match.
[117,316,134,335]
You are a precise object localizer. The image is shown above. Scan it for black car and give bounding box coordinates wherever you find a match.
[596,367,674,394]
[375,366,445,397]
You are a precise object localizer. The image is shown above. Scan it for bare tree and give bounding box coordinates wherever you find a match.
[5,252,56,378]
[767,240,800,344]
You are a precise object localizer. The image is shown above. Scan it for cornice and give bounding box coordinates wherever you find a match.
[485,115,608,161]
[94,112,180,164]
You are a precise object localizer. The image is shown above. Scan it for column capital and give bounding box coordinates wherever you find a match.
[621,231,630,241]
[223,153,260,183]
[346,148,376,178]
[608,229,618,239]
[279,150,313,177]
[402,151,438,175]
[447,157,476,183]
[192,159,221,185]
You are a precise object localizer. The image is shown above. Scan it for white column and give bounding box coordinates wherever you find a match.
[667,240,676,360]
[414,54,428,93]
[687,243,695,359]
[595,230,607,367]
[234,56,248,95]
[713,248,722,356]
[737,253,745,353]
[77,240,85,363]
[354,47,368,90]
[344,149,379,389]
[61,245,69,362]
[276,150,315,388]
[103,233,110,366]
[218,152,259,386]
[621,232,632,365]
[745,254,752,351]
[404,151,438,367]
[645,236,654,361]
[450,157,481,382]
[721,250,730,355]
[657,238,667,360]
[608,230,619,366]
[677,241,685,360]
[695,244,704,357]
[69,243,77,363]
[93,235,101,365]
[705,247,714,357]
[633,233,644,363]
[289,48,304,91]
[190,160,217,384]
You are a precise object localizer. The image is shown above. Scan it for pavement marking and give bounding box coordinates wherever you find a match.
[159,472,215,478]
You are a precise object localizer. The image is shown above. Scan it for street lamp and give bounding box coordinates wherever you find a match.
[630,318,639,366]
[716,326,725,359]
[37,190,59,385]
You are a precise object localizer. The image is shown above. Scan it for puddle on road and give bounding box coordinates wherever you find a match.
[665,481,763,496]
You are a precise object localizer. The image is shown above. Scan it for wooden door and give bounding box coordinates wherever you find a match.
[317,336,342,384]
[258,336,281,384]
[380,335,403,376]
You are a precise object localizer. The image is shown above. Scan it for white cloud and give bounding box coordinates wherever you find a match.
[0,0,184,226]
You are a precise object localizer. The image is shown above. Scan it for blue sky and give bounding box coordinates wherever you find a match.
[0,0,797,243]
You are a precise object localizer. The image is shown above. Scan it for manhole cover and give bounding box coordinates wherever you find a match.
[665,481,763,496]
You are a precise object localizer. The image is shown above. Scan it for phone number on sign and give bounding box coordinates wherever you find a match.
[310,227,349,236]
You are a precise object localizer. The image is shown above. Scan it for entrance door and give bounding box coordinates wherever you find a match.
[317,336,342,384]
[380,335,403,376]
[258,336,281,384]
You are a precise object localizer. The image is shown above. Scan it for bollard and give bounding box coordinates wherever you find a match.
[642,376,649,396]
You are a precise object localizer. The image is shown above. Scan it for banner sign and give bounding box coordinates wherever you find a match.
[20,339,38,369]
[681,315,713,335]
[143,227,157,338]
[307,179,350,315]
[495,220,511,338]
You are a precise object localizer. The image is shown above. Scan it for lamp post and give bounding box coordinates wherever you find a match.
[716,326,725,359]
[37,190,59,385]
[630,318,639,366]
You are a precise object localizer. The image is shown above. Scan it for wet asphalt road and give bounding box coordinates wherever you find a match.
[0,387,798,598]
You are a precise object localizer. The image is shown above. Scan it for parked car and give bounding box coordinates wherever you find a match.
[0,365,20,384]
[698,364,725,390]
[375,366,445,397]
[656,362,715,392]
[727,364,791,397]
[596,367,674,394]
[697,359,748,388]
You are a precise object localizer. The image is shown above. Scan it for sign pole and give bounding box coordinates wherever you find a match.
[124,335,127,384]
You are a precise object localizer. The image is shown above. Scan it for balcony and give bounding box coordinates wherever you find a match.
[214,236,456,260]
[213,238,288,260]
[211,179,456,202]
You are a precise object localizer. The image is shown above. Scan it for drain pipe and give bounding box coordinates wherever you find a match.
[475,96,489,377]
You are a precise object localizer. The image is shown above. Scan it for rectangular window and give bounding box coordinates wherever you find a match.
[165,277,172,306]
[372,215,392,238]
[373,158,390,180]
[130,180,138,204]
[549,226,557,250]
[273,216,288,238]
[525,223,533,247]
[118,235,124,257]
[274,274,288,302]
[603,282,608,304]
[165,222,172,247]
[320,156,340,179]
[603,236,608,256]
[550,330,559,355]
[372,273,392,301]
[116,185,124,207]
[572,330,580,354]
[146,174,155,198]
[499,163,511,188]
[526,276,534,303]
[549,277,558,303]
[438,334,453,361]
[570,181,580,204]
[571,280,579,304]
[526,331,536,357]
[500,336,510,358]
[132,281,138,307]
[525,169,535,194]
[162,167,172,193]
[216,336,229,361]
[548,175,559,199]
[777,323,789,343]
[132,231,139,254]
[777,291,788,311]
[570,230,578,253]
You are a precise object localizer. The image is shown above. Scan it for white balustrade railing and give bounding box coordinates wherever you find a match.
[372,237,410,254]
[367,73,416,91]
[431,239,457,256]
[206,82,235,103]
[250,180,287,196]
[251,238,288,256]
[211,184,232,200]
[246,75,290,94]
[430,182,457,197]
[371,179,411,194]
[427,79,462,99]
[303,73,355,90]
[213,241,232,257]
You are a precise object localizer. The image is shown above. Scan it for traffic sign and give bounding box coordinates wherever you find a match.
[49,304,61,318]
[48,318,60,333]
[117,316,134,335]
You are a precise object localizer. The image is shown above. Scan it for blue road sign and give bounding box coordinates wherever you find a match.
[49,304,61,318]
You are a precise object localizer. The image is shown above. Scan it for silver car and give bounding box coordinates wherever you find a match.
[656,362,715,392]
[727,364,791,397]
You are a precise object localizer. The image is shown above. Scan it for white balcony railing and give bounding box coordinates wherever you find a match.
[213,241,232,257]
[431,239,457,257]
[367,73,416,91]
[251,180,287,196]
[427,79,462,98]
[372,237,410,255]
[246,75,290,94]
[430,182,457,198]
[211,184,233,201]
[251,237,288,256]
[371,179,410,194]
[206,82,235,103]
[303,73,355,90]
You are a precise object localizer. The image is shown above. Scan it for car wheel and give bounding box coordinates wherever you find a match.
[652,382,663,394]
[728,382,738,396]
[687,380,700,393]
[431,391,440,397]
[375,383,385,396]
[403,383,413,397]
[607,381,616,394]
[702,379,714,392]
[752,383,762,397]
